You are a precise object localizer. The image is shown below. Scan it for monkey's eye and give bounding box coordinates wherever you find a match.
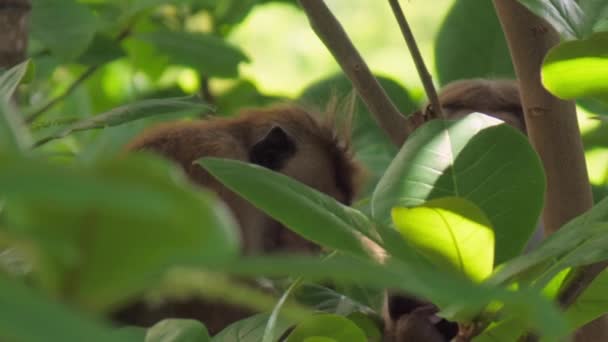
[249,126,296,170]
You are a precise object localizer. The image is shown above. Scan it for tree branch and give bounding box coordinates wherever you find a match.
[492,0,605,340]
[298,0,422,146]
[387,0,443,119]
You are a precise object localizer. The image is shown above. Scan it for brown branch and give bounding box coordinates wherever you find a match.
[26,25,133,123]
[298,0,417,146]
[387,0,443,119]
[0,0,31,69]
[493,0,604,340]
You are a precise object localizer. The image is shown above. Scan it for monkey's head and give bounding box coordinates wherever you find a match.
[231,106,362,253]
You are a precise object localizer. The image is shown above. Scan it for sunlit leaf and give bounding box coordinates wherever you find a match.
[30,0,98,60]
[35,96,209,147]
[392,197,494,281]
[0,154,239,312]
[199,158,373,257]
[542,32,608,104]
[285,314,367,342]
[372,113,545,264]
[145,319,210,342]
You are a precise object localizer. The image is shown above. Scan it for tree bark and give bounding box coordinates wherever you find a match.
[492,0,605,340]
[0,0,30,68]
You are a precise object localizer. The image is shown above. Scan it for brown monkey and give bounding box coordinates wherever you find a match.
[383,79,526,342]
[113,105,362,334]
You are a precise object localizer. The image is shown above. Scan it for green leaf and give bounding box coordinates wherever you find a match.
[489,197,608,287]
[579,0,608,34]
[565,268,608,330]
[198,158,372,257]
[30,0,98,60]
[516,0,584,39]
[346,312,382,342]
[78,34,126,66]
[294,283,374,316]
[35,96,209,147]
[0,154,239,312]
[286,314,367,342]
[135,31,249,78]
[299,73,417,197]
[372,113,545,264]
[146,319,210,342]
[0,60,30,100]
[542,32,608,104]
[0,101,32,153]
[213,314,291,342]
[436,0,514,85]
[0,277,138,342]
[392,197,494,281]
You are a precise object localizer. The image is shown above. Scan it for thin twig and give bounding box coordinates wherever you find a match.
[388,0,443,119]
[26,25,134,123]
[298,0,415,146]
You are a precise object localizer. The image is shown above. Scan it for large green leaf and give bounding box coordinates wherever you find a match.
[372,113,545,264]
[78,34,127,66]
[435,0,514,85]
[489,197,608,287]
[146,319,210,342]
[0,101,32,154]
[0,60,29,100]
[198,158,373,257]
[286,314,366,342]
[135,31,249,78]
[0,277,137,342]
[0,154,239,312]
[294,283,374,316]
[542,32,608,104]
[299,73,417,197]
[34,96,209,147]
[30,0,98,60]
[392,197,494,282]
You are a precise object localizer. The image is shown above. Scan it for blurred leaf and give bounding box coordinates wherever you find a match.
[199,158,373,257]
[542,32,608,104]
[436,0,514,85]
[217,80,282,116]
[372,113,545,264]
[214,0,257,32]
[30,0,98,60]
[213,313,291,342]
[35,96,209,147]
[146,319,210,342]
[285,314,367,342]
[346,312,382,342]
[580,0,608,34]
[78,35,127,66]
[516,0,584,38]
[489,197,608,287]
[262,277,301,342]
[392,197,495,282]
[0,154,239,312]
[294,283,374,316]
[0,101,32,153]
[0,277,137,342]
[299,74,416,196]
[473,318,525,342]
[136,31,249,78]
[224,255,567,337]
[0,60,29,100]
[565,268,608,330]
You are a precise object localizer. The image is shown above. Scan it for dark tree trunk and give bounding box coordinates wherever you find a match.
[0,0,31,69]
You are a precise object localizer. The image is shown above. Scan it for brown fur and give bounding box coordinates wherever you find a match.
[115,104,361,334]
[383,79,526,342]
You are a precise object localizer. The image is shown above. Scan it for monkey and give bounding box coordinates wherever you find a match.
[112,104,363,335]
[383,78,527,342]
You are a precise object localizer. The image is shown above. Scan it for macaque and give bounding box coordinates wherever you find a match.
[114,105,362,334]
[383,79,526,342]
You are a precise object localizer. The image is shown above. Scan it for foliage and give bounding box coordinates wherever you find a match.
[1,0,608,342]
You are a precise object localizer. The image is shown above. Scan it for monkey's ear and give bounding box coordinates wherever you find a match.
[249,126,297,170]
